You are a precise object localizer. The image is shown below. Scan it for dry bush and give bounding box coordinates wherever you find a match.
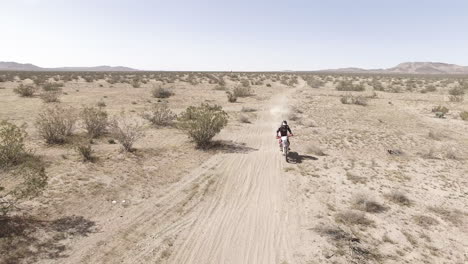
[239,114,251,123]
[460,111,468,121]
[340,95,368,106]
[336,80,365,91]
[35,106,76,144]
[305,144,326,156]
[448,87,465,102]
[40,91,61,103]
[177,104,228,148]
[352,194,387,213]
[420,85,437,93]
[152,86,174,98]
[1,164,47,216]
[233,86,252,97]
[75,144,94,162]
[42,82,63,92]
[141,103,176,127]
[335,210,374,227]
[413,215,439,227]
[384,190,411,206]
[0,121,27,167]
[80,106,109,138]
[240,79,250,88]
[226,91,237,102]
[110,114,145,152]
[14,84,38,97]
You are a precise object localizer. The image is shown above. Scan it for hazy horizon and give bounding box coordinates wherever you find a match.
[1,0,468,71]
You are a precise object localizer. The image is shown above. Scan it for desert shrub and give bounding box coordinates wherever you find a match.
[336,80,365,91]
[110,114,144,152]
[449,86,465,102]
[413,215,439,227]
[141,103,176,127]
[371,80,384,91]
[432,105,449,118]
[352,194,387,213]
[1,165,47,216]
[266,83,272,87]
[226,91,237,102]
[335,210,374,227]
[177,104,228,148]
[340,95,368,106]
[132,80,141,88]
[460,111,468,121]
[42,82,63,92]
[35,106,76,144]
[80,106,109,138]
[305,78,324,88]
[0,121,27,167]
[75,144,94,162]
[421,85,437,93]
[384,190,411,206]
[152,86,173,98]
[233,86,252,97]
[13,84,38,97]
[240,79,250,88]
[40,91,61,103]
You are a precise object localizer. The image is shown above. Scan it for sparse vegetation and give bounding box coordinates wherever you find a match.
[141,103,176,127]
[448,86,465,102]
[335,210,374,227]
[152,86,173,98]
[40,91,61,103]
[35,106,77,144]
[352,194,387,213]
[75,144,94,162]
[80,106,109,138]
[336,80,365,91]
[460,111,468,121]
[110,113,145,152]
[232,86,252,97]
[340,94,368,106]
[14,84,38,97]
[0,121,28,167]
[384,190,411,206]
[226,91,237,102]
[177,104,228,148]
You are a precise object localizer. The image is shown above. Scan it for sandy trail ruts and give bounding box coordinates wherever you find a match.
[52,88,300,264]
[169,91,298,264]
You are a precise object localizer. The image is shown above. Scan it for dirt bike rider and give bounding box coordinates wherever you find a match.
[276,120,293,151]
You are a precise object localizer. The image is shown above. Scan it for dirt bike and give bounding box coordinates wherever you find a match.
[277,134,293,162]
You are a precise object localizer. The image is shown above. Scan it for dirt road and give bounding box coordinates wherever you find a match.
[169,91,298,264]
[54,88,303,264]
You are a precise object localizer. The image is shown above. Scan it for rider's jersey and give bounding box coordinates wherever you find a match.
[277,125,292,137]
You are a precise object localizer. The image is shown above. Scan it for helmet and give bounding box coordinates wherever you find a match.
[282,120,287,126]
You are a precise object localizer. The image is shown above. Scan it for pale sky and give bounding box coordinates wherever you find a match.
[1,0,467,71]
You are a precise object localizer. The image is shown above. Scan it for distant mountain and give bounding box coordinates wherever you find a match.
[0,61,140,71]
[322,62,468,75]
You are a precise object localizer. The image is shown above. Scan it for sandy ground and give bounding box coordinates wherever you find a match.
[1,75,467,264]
